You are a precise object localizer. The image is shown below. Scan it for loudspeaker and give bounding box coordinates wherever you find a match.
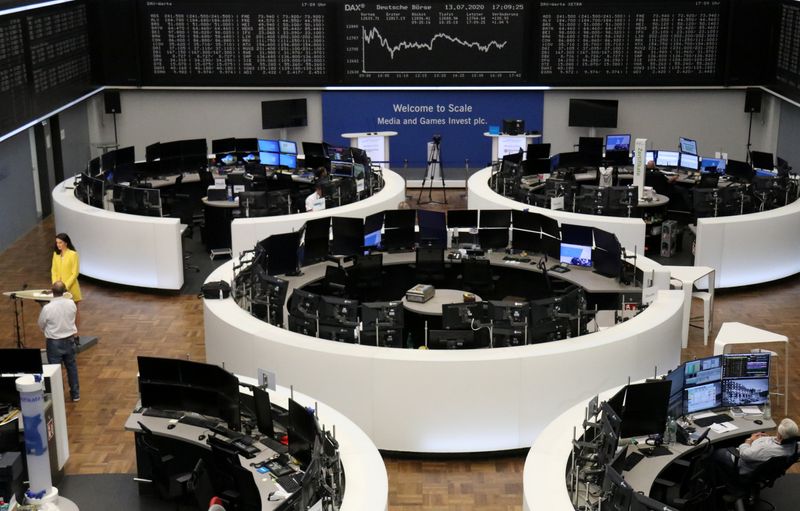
[744,88,762,113]
[104,91,121,114]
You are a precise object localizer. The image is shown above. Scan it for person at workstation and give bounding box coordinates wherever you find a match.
[305,182,325,212]
[314,166,328,181]
[645,160,678,196]
[51,232,82,333]
[38,281,80,402]
[710,417,798,489]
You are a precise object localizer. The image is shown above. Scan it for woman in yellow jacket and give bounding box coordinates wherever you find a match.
[52,233,82,330]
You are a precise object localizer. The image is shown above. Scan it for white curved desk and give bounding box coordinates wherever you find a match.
[204,254,684,453]
[230,168,406,257]
[52,178,185,290]
[468,167,647,254]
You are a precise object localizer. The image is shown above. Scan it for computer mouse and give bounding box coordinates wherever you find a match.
[198,434,206,441]
[754,419,763,425]
[167,423,176,430]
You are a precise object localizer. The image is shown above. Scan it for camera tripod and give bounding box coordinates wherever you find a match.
[418,137,448,205]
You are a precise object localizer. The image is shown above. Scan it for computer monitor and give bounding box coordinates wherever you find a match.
[0,418,19,453]
[478,228,510,250]
[331,217,364,256]
[330,160,354,177]
[679,137,698,155]
[679,153,700,171]
[318,296,359,326]
[258,139,280,153]
[0,376,21,407]
[700,157,726,173]
[618,380,671,438]
[568,99,618,128]
[0,348,44,374]
[656,151,680,167]
[442,302,491,330]
[560,243,592,267]
[363,212,384,251]
[88,157,101,176]
[722,353,770,379]
[288,399,319,468]
[418,210,447,248]
[602,466,633,511]
[252,386,275,438]
[447,209,478,228]
[665,364,685,396]
[427,329,487,349]
[361,301,404,328]
[684,381,722,415]
[325,144,351,161]
[302,141,326,158]
[384,209,416,230]
[278,140,297,154]
[511,210,543,232]
[526,143,550,160]
[259,151,280,166]
[684,355,722,387]
[288,314,317,336]
[489,300,530,325]
[511,229,542,253]
[288,289,320,320]
[279,153,297,169]
[578,137,604,167]
[750,151,774,170]
[479,209,511,228]
[722,377,769,407]
[725,159,755,181]
[605,134,631,152]
[263,231,302,275]
[318,324,358,343]
[382,228,415,251]
[560,223,593,246]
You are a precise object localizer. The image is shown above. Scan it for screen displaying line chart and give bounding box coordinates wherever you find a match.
[340,2,527,84]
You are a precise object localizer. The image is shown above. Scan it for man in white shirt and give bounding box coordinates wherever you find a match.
[38,281,80,402]
[305,182,325,212]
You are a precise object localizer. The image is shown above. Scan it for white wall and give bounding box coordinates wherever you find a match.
[100,90,324,160]
[542,89,777,160]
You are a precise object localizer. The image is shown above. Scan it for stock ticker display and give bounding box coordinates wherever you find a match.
[338,2,527,84]
[776,1,800,100]
[138,0,334,85]
[536,0,726,85]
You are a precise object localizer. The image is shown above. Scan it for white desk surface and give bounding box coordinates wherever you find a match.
[637,193,669,208]
[482,132,542,138]
[402,289,479,316]
[713,321,788,353]
[341,131,398,138]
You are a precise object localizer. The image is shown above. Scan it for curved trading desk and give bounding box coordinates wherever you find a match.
[204,252,685,454]
[522,382,773,511]
[230,169,405,257]
[468,167,647,255]
[51,169,404,290]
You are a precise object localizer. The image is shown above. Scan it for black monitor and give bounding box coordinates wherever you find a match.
[725,159,755,181]
[602,466,633,511]
[318,296,359,326]
[382,228,415,251]
[722,353,770,379]
[560,223,593,246]
[511,210,542,232]
[100,150,116,172]
[526,143,551,160]
[384,209,416,230]
[447,209,478,228]
[302,141,326,159]
[0,376,20,407]
[568,99,618,128]
[115,146,135,168]
[605,134,631,153]
[684,355,722,387]
[750,151,774,170]
[359,327,403,348]
[331,217,364,256]
[511,229,541,253]
[684,381,723,415]
[363,212,384,251]
[540,216,560,238]
[303,217,330,264]
[351,147,370,166]
[252,386,275,438]
[578,137,604,167]
[288,398,319,468]
[427,329,487,349]
[0,348,43,374]
[417,210,447,248]
[262,231,302,275]
[618,380,671,438]
[478,228,510,250]
[289,289,320,319]
[665,365,685,397]
[288,315,317,337]
[261,98,308,129]
[361,301,404,328]
[524,157,552,174]
[325,144,351,162]
[489,300,530,325]
[318,324,358,343]
[679,137,698,155]
[541,235,561,260]
[88,157,101,176]
[502,119,525,135]
[330,160,353,177]
[212,138,236,155]
[479,209,511,228]
[592,227,620,252]
[442,302,491,330]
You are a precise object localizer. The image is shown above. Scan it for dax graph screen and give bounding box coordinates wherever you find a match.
[339,2,527,84]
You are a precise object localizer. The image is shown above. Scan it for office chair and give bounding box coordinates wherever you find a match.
[651,438,714,511]
[415,247,445,285]
[723,442,799,511]
[460,258,495,298]
[135,423,193,509]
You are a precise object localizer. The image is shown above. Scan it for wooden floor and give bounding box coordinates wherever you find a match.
[0,188,797,510]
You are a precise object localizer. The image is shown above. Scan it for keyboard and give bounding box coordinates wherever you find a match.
[275,472,303,493]
[142,408,182,419]
[179,415,221,429]
[622,452,644,472]
[693,413,733,427]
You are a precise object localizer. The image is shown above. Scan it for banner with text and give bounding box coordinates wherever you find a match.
[322,91,544,170]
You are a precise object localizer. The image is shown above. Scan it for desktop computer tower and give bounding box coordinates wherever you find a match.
[660,220,679,257]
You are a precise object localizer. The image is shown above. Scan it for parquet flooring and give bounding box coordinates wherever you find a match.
[0,190,797,510]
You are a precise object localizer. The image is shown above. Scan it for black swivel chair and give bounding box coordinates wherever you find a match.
[724,442,799,511]
[460,258,495,297]
[135,422,193,509]
[652,438,714,511]
[415,247,445,285]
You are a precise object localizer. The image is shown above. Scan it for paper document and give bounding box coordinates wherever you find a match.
[710,422,739,434]
[740,406,763,415]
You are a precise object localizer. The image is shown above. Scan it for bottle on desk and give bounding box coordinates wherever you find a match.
[664,416,677,445]
[763,399,772,421]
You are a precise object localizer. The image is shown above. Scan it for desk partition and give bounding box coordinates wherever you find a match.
[468,167,647,254]
[205,249,684,453]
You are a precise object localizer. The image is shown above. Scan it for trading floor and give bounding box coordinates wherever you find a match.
[0,191,798,510]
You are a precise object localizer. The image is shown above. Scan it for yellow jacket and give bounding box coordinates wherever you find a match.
[51,249,82,302]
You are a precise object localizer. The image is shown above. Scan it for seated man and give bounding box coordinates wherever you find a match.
[305,182,324,212]
[711,417,798,489]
